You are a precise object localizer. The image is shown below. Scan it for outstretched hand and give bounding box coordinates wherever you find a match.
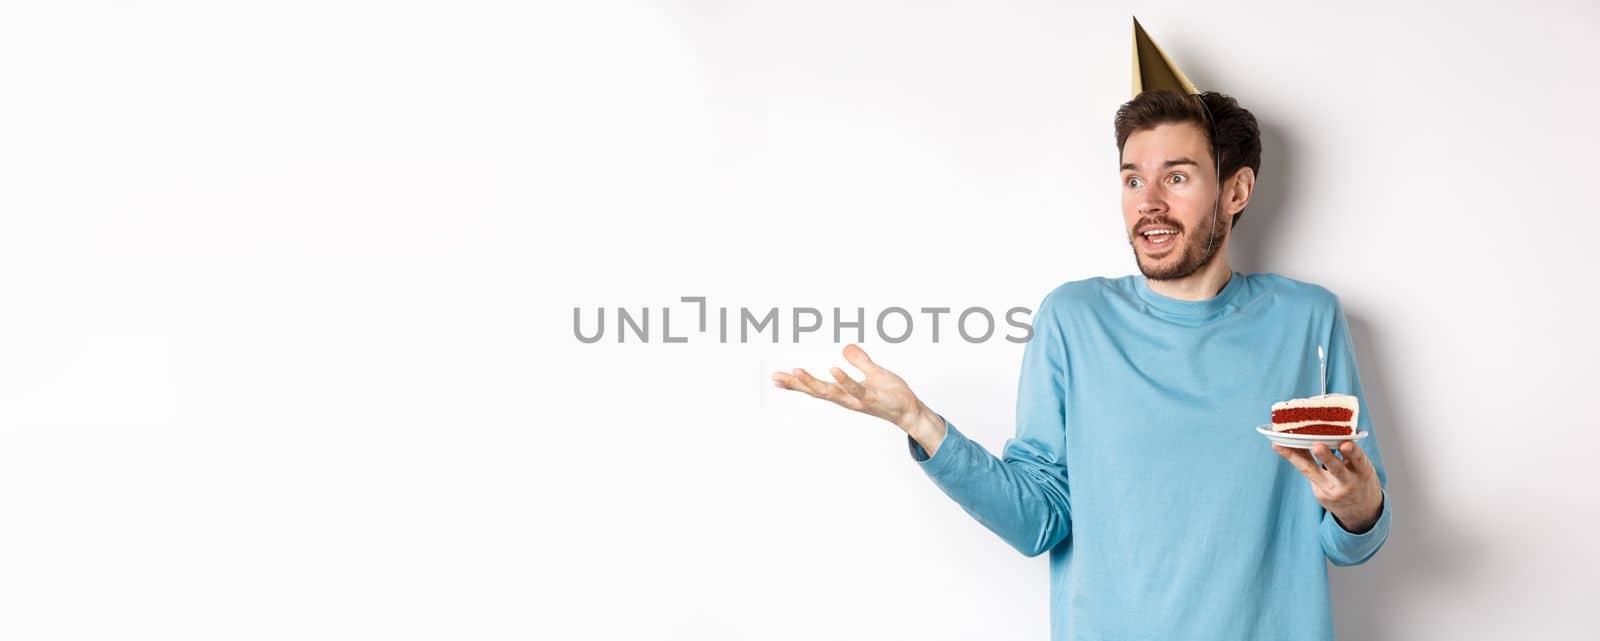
[771,343,931,433]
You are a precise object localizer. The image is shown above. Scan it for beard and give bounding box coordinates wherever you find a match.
[1130,200,1228,281]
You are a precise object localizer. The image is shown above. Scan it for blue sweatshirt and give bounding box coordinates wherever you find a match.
[909,271,1391,641]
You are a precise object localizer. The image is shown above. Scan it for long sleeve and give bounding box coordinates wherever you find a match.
[907,293,1073,558]
[1318,296,1394,566]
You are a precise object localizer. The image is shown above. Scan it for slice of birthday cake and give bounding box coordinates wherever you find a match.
[1270,393,1359,436]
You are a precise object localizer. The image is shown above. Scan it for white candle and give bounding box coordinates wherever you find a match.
[1318,345,1326,397]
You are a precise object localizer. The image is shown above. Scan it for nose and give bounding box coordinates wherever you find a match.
[1137,185,1166,216]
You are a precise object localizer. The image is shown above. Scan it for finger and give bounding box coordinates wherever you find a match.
[1310,443,1333,469]
[793,368,859,409]
[842,343,883,375]
[782,368,817,396]
[796,364,851,399]
[830,367,868,399]
[1270,444,1313,474]
[1267,444,1318,473]
[1338,440,1368,469]
[791,368,834,398]
[1273,444,1330,485]
[1312,444,1353,482]
[771,371,795,389]
[772,371,814,392]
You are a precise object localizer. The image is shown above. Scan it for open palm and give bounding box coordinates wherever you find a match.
[771,343,925,431]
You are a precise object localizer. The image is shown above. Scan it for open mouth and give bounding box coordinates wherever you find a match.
[1138,228,1180,252]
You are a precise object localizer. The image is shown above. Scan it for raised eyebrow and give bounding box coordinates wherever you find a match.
[1120,158,1201,173]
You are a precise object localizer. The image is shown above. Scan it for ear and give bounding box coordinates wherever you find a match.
[1224,166,1255,215]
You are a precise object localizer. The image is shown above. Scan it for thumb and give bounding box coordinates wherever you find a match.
[842,343,882,375]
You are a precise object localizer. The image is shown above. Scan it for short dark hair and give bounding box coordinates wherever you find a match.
[1114,90,1262,228]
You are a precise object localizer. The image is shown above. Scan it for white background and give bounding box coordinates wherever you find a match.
[2,1,1596,639]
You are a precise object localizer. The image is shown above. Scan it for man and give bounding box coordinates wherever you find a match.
[771,21,1390,641]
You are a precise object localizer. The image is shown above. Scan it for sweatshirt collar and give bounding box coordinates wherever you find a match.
[1135,270,1244,320]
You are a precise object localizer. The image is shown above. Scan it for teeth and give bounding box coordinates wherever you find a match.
[1143,230,1176,237]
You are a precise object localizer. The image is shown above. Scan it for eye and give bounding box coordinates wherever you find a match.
[1126,176,1142,188]
[1170,173,1187,184]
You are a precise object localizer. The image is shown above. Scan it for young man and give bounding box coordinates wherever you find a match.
[771,23,1391,640]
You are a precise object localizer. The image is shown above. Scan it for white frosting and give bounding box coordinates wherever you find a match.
[1270,393,1359,433]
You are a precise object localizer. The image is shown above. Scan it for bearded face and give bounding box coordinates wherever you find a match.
[1119,122,1231,281]
[1128,197,1228,281]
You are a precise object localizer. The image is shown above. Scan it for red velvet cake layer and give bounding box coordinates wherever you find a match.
[1281,423,1354,435]
[1272,407,1354,423]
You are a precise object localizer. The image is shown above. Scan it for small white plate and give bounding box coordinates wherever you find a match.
[1256,425,1367,450]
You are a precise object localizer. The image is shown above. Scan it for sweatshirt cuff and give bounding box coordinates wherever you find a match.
[906,415,967,477]
[1321,488,1391,566]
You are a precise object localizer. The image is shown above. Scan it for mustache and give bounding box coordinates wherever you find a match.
[1132,218,1186,235]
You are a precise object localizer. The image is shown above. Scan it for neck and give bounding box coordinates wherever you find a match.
[1146,246,1233,301]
